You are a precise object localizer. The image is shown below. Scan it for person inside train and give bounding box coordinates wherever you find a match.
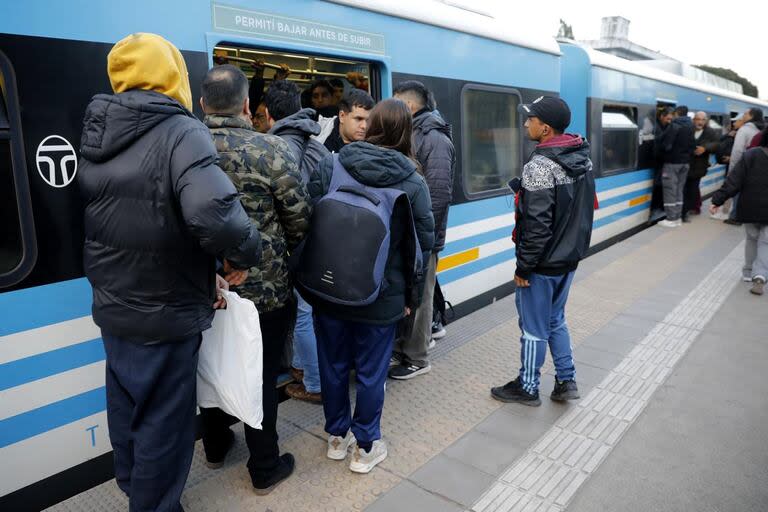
[316,88,375,153]
[683,112,720,221]
[724,108,766,225]
[307,79,337,117]
[389,80,455,381]
[78,33,262,511]
[303,98,434,474]
[199,64,312,494]
[264,79,331,404]
[710,127,768,296]
[246,59,290,133]
[491,96,595,406]
[655,105,695,227]
[330,77,345,105]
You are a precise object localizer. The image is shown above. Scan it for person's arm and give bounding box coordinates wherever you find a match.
[171,126,261,269]
[406,175,435,308]
[248,61,266,116]
[422,133,455,239]
[265,139,311,251]
[514,158,556,280]
[702,128,720,154]
[711,157,747,207]
[730,128,749,168]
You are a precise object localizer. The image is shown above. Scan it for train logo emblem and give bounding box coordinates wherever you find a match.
[36,135,78,188]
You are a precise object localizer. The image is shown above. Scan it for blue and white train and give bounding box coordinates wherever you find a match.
[1,1,766,509]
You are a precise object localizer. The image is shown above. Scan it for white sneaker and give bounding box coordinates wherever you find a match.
[327,432,356,460]
[743,276,754,282]
[710,211,729,220]
[427,338,436,349]
[658,219,679,228]
[349,439,387,473]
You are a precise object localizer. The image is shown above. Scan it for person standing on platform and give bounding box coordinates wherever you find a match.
[724,108,765,226]
[199,65,312,494]
[78,34,262,511]
[389,80,455,380]
[491,96,595,406]
[710,128,768,296]
[656,105,695,227]
[683,111,719,221]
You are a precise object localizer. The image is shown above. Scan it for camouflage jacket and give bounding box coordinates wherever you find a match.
[205,115,311,311]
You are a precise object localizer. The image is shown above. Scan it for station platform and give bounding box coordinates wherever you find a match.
[48,211,767,512]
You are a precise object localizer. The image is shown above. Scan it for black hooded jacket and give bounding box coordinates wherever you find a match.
[655,116,696,165]
[514,135,595,280]
[412,109,455,252]
[305,142,435,324]
[268,108,330,183]
[78,90,261,342]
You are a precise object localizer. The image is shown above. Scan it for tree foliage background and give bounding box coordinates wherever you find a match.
[696,65,759,98]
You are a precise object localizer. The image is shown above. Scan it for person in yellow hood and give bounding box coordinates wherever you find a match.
[78,33,261,511]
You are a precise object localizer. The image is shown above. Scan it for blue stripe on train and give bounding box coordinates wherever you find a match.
[593,202,650,230]
[0,278,92,337]
[595,168,654,193]
[446,196,515,229]
[0,339,104,391]
[0,387,106,448]
[442,225,514,255]
[598,187,653,209]
[439,248,517,285]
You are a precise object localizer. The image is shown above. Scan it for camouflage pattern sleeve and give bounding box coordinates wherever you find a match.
[266,138,311,251]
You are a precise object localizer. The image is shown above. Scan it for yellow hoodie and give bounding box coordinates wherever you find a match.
[107,33,193,111]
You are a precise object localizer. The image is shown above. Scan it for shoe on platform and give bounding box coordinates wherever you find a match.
[204,429,235,469]
[388,362,431,380]
[550,380,580,401]
[285,382,322,404]
[431,321,447,339]
[751,277,765,296]
[710,211,729,220]
[290,367,304,383]
[658,219,680,228]
[490,378,541,406]
[389,353,403,368]
[427,338,436,350]
[252,453,295,495]
[742,275,754,282]
[349,440,387,474]
[327,432,356,460]
[682,216,691,223]
[723,218,742,226]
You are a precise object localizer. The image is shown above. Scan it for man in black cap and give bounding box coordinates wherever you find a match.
[491,96,595,406]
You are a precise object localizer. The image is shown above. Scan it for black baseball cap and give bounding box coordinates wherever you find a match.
[518,96,571,132]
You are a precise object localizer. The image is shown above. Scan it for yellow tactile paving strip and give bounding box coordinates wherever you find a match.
[48,219,729,512]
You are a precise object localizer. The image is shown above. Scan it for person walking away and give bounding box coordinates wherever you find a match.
[490,96,595,406]
[656,105,695,227]
[316,89,375,153]
[78,33,262,511]
[265,80,330,403]
[725,108,765,225]
[683,112,719,221]
[303,98,435,472]
[710,128,768,295]
[389,80,455,379]
[712,119,740,220]
[199,65,311,494]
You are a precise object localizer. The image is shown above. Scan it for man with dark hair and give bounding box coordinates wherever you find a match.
[655,105,695,227]
[199,65,312,494]
[318,88,375,153]
[79,36,261,511]
[308,79,336,115]
[265,80,330,404]
[491,96,595,406]
[389,80,454,380]
[330,77,345,105]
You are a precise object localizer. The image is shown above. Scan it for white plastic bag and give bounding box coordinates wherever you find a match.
[197,290,263,429]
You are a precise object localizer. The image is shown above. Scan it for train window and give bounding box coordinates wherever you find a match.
[212,44,377,115]
[461,85,521,195]
[0,67,24,275]
[601,107,638,174]
[708,115,724,133]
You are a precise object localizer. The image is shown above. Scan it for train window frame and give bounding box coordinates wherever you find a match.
[599,104,639,176]
[0,50,37,289]
[459,83,523,199]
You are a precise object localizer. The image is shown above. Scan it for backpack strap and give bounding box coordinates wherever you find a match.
[329,154,360,192]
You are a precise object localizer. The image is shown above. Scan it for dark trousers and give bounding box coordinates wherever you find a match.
[683,177,702,216]
[200,304,292,483]
[315,313,396,447]
[102,332,201,512]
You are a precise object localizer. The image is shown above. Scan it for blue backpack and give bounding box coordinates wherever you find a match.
[297,155,422,306]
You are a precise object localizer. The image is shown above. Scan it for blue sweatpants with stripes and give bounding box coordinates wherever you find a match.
[516,271,576,394]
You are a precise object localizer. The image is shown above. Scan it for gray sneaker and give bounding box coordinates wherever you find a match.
[751,277,765,296]
[550,380,580,401]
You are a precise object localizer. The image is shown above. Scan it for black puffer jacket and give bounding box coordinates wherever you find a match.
[655,116,696,164]
[268,108,330,183]
[514,135,595,279]
[79,90,261,342]
[305,142,435,324]
[712,146,768,224]
[689,125,720,179]
[413,109,455,252]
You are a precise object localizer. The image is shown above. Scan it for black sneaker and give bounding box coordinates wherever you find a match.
[550,380,580,401]
[490,378,541,406]
[204,429,235,469]
[252,453,295,495]
[388,362,431,380]
[431,321,447,339]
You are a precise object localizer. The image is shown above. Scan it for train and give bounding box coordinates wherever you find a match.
[1,0,767,509]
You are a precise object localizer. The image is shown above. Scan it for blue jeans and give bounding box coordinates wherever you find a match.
[516,272,576,394]
[102,332,200,512]
[292,291,321,393]
[314,313,395,446]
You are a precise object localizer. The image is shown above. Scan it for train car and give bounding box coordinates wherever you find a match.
[0,1,561,509]
[558,41,768,247]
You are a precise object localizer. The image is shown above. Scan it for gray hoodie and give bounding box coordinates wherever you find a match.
[269,108,330,183]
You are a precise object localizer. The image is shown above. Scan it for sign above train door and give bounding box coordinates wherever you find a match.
[212,3,386,55]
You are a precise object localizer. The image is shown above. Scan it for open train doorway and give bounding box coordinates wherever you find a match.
[211,44,379,134]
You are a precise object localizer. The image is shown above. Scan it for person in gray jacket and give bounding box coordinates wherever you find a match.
[725,108,765,225]
[390,80,455,380]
